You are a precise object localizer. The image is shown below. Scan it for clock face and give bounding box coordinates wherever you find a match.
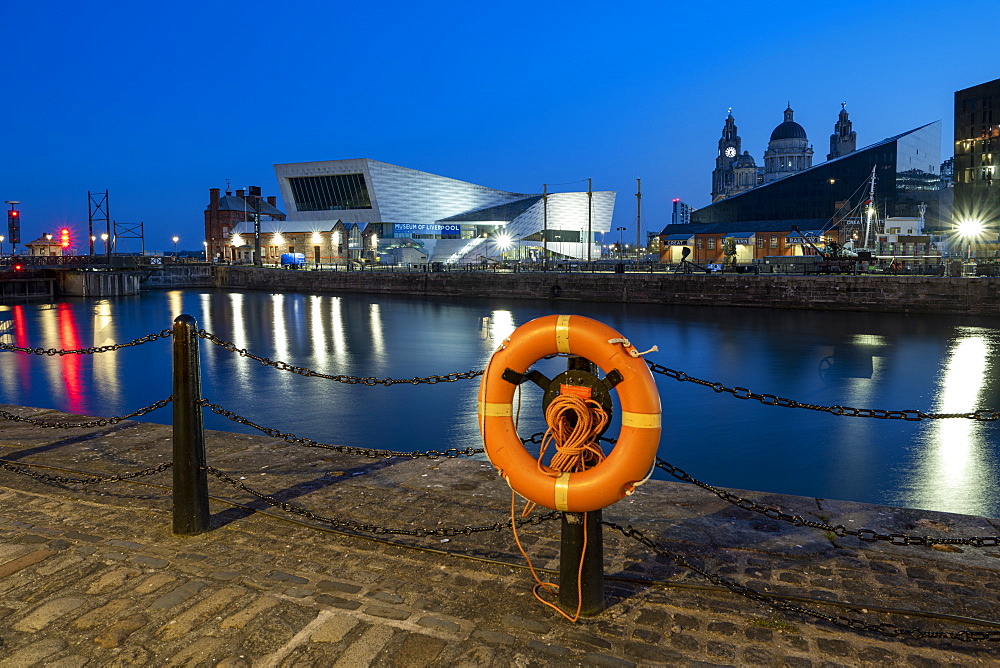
[724,146,737,158]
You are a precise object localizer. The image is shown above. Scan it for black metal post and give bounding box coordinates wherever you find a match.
[172,314,210,535]
[559,509,605,615]
[558,355,605,616]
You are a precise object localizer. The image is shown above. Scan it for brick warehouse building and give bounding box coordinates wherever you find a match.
[205,186,286,263]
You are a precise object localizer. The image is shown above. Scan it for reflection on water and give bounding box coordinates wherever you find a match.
[891,330,996,515]
[1,290,999,518]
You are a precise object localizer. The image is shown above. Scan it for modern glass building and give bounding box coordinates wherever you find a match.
[272,159,615,263]
[954,78,1000,233]
[692,122,943,231]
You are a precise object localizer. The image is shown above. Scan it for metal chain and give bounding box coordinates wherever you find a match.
[0,398,174,429]
[604,519,1000,642]
[655,458,1000,548]
[0,459,173,485]
[0,329,173,357]
[197,330,482,386]
[646,362,1000,422]
[200,399,484,459]
[203,465,559,536]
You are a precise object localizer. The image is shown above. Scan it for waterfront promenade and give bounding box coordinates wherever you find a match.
[1,406,998,665]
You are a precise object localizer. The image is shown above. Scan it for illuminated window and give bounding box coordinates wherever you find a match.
[770,236,778,248]
[707,237,715,250]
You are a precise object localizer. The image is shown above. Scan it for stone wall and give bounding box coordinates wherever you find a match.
[139,265,1000,315]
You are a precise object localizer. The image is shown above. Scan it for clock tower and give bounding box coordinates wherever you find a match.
[712,110,743,202]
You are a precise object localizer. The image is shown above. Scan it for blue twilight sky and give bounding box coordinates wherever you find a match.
[2,0,993,252]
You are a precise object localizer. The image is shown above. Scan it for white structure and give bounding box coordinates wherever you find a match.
[272,159,615,264]
[763,105,814,183]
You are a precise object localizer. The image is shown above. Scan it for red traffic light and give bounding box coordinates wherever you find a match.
[13,263,23,271]
[9,210,18,218]
[60,228,70,248]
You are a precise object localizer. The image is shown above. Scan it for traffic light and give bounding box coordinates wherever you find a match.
[12,262,23,272]
[7,210,20,245]
[60,228,70,249]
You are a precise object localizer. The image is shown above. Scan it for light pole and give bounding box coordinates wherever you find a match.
[100,233,109,257]
[0,235,4,256]
[5,201,19,256]
[616,226,626,259]
[173,236,179,259]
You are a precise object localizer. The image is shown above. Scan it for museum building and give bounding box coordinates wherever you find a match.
[206,160,615,265]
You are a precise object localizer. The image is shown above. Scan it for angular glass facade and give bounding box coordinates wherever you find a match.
[288,174,373,211]
[692,122,944,229]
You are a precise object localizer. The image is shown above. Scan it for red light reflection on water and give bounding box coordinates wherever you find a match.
[10,305,31,394]
[57,303,84,413]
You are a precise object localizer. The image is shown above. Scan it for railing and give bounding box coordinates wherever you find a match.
[1,315,999,641]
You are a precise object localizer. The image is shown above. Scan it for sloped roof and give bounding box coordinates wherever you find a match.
[437,195,542,223]
[216,194,285,217]
[659,219,833,235]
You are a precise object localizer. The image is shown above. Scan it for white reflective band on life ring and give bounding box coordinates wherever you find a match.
[554,471,572,511]
[621,412,661,429]
[555,315,571,354]
[478,402,513,417]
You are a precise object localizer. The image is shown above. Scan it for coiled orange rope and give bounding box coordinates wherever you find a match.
[512,393,609,621]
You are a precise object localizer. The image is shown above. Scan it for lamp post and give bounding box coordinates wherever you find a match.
[616,226,626,259]
[0,235,4,256]
[172,236,179,259]
[100,233,109,258]
[5,201,19,256]
[957,218,983,271]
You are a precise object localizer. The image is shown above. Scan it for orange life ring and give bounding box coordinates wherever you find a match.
[478,314,661,512]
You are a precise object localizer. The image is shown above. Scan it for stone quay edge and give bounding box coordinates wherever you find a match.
[0,406,998,665]
[129,265,1000,316]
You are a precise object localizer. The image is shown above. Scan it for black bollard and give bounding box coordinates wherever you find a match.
[559,509,605,615]
[558,355,606,616]
[172,314,210,535]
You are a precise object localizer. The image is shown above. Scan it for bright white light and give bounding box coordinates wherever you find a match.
[495,233,512,250]
[273,233,284,245]
[957,218,984,237]
[232,233,244,247]
[371,234,378,248]
[311,231,322,244]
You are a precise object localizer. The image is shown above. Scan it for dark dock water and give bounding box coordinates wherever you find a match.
[0,288,998,517]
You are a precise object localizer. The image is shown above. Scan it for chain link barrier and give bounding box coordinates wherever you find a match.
[655,458,1000,548]
[199,399,485,459]
[203,465,559,536]
[0,398,174,429]
[0,329,173,357]
[0,459,173,485]
[646,362,1000,422]
[604,519,1000,642]
[197,330,482,386]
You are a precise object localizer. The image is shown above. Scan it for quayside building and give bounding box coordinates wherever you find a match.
[661,121,943,265]
[206,160,615,265]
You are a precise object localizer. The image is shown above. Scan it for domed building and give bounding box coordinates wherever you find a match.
[763,104,814,183]
[732,151,759,195]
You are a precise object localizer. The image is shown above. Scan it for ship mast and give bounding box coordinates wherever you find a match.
[863,166,877,248]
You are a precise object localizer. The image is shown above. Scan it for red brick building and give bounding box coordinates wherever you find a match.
[205,186,286,262]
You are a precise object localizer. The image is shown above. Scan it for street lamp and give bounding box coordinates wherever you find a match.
[0,235,4,256]
[100,233,109,257]
[957,218,983,260]
[615,227,626,259]
[172,236,179,258]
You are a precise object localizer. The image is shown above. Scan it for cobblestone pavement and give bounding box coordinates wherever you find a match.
[0,405,999,666]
